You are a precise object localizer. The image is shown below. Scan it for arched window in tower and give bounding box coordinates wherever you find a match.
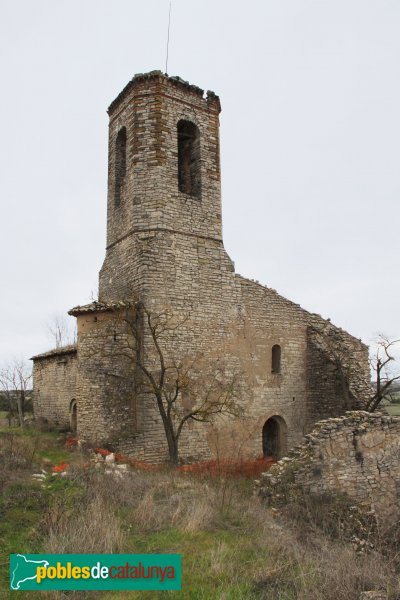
[271,344,281,374]
[177,120,201,197]
[114,127,127,207]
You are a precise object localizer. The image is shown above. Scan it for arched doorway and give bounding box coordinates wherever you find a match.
[262,416,287,460]
[70,400,77,433]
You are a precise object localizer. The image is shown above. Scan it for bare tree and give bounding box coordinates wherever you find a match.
[111,301,244,465]
[311,326,400,413]
[47,314,76,349]
[365,335,400,412]
[0,359,32,427]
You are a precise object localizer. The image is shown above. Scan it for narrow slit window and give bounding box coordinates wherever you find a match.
[177,120,201,197]
[70,399,77,433]
[272,345,281,374]
[114,127,127,207]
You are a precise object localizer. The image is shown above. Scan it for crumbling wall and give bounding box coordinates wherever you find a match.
[257,411,400,522]
[305,322,370,429]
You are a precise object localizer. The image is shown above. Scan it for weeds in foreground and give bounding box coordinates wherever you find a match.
[1,427,399,599]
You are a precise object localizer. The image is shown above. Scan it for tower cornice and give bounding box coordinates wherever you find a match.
[107,70,221,115]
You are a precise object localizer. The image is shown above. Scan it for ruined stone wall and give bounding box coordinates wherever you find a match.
[257,411,400,522]
[32,348,77,429]
[305,322,370,429]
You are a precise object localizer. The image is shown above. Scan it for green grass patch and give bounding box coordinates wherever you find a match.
[387,403,400,416]
[0,472,85,594]
[36,446,72,465]
[0,480,46,590]
[0,425,79,468]
[102,529,268,600]
[389,391,400,403]
[0,424,53,438]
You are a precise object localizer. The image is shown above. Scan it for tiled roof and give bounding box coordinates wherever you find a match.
[68,300,134,317]
[31,344,77,361]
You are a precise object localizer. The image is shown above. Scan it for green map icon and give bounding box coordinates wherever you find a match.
[10,554,49,590]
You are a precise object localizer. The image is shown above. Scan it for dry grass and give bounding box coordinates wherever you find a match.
[44,493,125,554]
[0,430,39,472]
[2,431,399,599]
[41,468,400,599]
[65,467,226,534]
[253,519,396,599]
[246,493,400,600]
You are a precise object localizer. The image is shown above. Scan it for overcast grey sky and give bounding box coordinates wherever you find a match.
[0,0,399,365]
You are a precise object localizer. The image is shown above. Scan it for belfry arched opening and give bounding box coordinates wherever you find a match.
[262,416,287,460]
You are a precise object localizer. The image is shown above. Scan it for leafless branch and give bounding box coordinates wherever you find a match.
[0,358,32,427]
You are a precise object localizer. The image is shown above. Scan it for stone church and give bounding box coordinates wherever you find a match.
[32,71,371,463]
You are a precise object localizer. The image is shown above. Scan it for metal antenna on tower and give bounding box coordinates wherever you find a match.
[165,0,172,75]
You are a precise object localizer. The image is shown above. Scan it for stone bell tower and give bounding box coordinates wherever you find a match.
[99,71,232,302]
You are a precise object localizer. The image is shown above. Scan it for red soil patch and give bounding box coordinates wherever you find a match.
[178,456,275,478]
[65,437,79,448]
[95,447,111,457]
[51,462,69,473]
[76,445,275,477]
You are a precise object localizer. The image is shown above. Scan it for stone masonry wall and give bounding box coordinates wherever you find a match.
[257,411,400,522]
[32,347,77,429]
[73,309,137,447]
[70,270,370,464]
[99,71,225,301]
